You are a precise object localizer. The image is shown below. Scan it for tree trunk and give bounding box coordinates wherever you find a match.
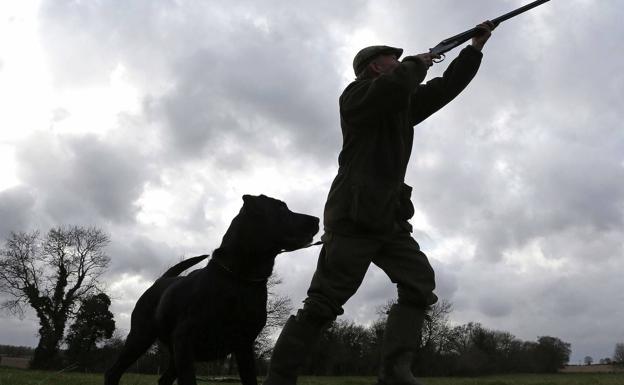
[32,333,62,369]
[31,315,67,369]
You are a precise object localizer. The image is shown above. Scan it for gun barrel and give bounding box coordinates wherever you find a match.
[430,0,551,56]
[491,0,550,25]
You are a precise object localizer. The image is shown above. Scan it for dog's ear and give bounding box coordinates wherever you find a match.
[242,194,263,216]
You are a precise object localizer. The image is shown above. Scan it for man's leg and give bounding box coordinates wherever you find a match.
[373,233,437,385]
[263,232,381,385]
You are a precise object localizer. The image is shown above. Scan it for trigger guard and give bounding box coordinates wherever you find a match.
[433,54,445,63]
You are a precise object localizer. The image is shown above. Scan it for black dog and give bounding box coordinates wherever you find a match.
[104,194,319,385]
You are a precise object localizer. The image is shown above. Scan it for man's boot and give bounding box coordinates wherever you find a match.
[263,311,324,385]
[377,303,426,385]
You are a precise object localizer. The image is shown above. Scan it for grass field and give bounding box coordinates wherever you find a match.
[2,367,624,385]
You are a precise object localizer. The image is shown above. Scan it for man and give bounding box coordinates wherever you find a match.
[264,21,495,385]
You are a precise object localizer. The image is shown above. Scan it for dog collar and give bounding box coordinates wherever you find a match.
[210,258,269,283]
[208,240,323,282]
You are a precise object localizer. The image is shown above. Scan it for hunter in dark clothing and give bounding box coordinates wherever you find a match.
[264,21,496,385]
[325,44,484,236]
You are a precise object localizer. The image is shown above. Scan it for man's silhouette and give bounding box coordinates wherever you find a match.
[264,21,496,385]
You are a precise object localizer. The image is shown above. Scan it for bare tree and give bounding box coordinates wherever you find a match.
[421,300,453,351]
[254,274,293,360]
[264,275,294,330]
[584,355,593,365]
[614,343,624,365]
[375,298,454,352]
[0,226,110,368]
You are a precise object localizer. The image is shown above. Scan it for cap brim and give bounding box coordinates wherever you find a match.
[383,47,403,60]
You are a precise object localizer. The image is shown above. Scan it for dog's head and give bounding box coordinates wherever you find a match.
[215,194,320,278]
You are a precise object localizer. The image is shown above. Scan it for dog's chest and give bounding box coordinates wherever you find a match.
[189,269,268,358]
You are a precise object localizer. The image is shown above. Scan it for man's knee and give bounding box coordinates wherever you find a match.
[397,287,438,309]
[300,300,338,327]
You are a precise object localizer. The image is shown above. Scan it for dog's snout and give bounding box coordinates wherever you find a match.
[288,213,319,241]
[304,215,320,232]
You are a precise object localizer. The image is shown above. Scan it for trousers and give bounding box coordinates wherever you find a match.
[302,229,438,322]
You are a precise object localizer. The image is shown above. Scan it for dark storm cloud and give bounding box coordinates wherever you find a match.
[478,296,513,318]
[105,231,182,279]
[0,186,36,238]
[15,132,153,225]
[148,10,348,166]
[38,0,360,168]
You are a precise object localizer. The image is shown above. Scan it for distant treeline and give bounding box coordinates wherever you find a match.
[0,345,34,357]
[302,318,570,376]
[0,338,240,375]
[0,302,571,377]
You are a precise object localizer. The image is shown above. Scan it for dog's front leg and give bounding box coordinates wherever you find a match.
[172,330,197,385]
[235,343,258,385]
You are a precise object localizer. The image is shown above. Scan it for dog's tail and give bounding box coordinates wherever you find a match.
[159,254,210,279]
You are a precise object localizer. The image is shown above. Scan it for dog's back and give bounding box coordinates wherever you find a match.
[128,255,210,333]
[159,254,210,279]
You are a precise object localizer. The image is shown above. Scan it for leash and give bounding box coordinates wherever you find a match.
[210,240,323,282]
[278,240,323,254]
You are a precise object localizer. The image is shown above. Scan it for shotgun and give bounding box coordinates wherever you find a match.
[429,0,551,62]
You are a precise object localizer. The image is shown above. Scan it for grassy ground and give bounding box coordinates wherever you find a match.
[2,367,624,385]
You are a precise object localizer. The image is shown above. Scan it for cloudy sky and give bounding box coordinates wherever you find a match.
[1,0,622,364]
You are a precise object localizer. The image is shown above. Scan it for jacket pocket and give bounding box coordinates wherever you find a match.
[350,182,399,232]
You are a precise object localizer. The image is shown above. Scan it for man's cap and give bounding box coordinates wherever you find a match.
[353,45,403,75]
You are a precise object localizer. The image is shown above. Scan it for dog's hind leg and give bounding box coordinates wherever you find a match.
[235,343,258,385]
[104,329,156,385]
[158,354,177,385]
[172,330,197,385]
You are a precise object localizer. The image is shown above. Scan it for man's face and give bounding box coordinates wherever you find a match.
[370,54,400,75]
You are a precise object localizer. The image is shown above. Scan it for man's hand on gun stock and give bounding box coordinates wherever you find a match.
[412,53,441,68]
[402,52,441,69]
[471,20,497,51]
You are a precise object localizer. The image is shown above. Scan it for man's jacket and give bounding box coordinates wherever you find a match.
[323,45,483,235]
